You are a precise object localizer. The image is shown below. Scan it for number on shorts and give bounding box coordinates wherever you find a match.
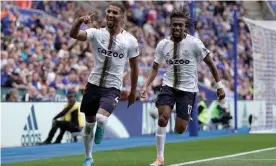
[115,97,119,103]
[188,105,192,115]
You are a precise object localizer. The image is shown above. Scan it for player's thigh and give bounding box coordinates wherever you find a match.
[175,91,196,121]
[98,87,120,116]
[80,83,100,116]
[175,91,195,132]
[156,86,175,118]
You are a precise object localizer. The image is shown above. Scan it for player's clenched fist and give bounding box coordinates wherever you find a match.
[217,88,225,101]
[139,86,147,98]
[78,13,95,24]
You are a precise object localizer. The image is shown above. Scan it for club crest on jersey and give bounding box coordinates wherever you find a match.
[182,50,190,57]
[166,52,170,57]
[101,39,106,44]
[118,43,126,50]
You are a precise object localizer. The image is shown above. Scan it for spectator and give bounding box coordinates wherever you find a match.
[39,91,84,144]
[210,99,233,130]
[22,85,44,102]
[5,88,20,102]
[197,92,209,130]
[4,69,26,89]
[1,64,10,86]
[1,1,254,101]
[44,87,57,102]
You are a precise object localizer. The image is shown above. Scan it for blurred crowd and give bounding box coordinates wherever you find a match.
[1,1,254,102]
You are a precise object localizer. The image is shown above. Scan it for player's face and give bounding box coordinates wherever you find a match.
[171,17,186,39]
[105,5,123,30]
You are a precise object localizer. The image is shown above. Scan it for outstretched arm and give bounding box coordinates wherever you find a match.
[140,62,159,98]
[140,40,164,98]
[127,38,140,108]
[203,54,220,82]
[145,62,159,88]
[203,54,225,100]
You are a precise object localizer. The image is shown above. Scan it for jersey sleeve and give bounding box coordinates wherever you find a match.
[85,28,97,41]
[194,38,210,62]
[128,38,139,59]
[154,40,164,64]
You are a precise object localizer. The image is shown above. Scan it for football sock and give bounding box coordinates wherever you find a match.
[96,113,108,127]
[156,125,166,159]
[83,122,95,159]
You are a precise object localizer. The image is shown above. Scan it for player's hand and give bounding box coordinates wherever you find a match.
[217,88,225,101]
[78,13,95,24]
[139,86,147,98]
[127,91,136,108]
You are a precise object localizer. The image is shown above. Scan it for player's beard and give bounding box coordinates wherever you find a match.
[107,20,116,30]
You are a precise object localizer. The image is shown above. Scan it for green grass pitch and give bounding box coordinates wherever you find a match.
[3,134,276,166]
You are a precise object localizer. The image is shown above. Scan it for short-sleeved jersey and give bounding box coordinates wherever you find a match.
[85,28,139,90]
[154,34,210,92]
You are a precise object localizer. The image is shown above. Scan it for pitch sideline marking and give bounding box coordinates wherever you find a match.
[168,147,276,166]
[226,159,276,161]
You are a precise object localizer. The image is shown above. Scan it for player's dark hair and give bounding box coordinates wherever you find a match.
[109,2,126,14]
[170,6,192,28]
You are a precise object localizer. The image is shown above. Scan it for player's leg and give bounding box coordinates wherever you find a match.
[81,83,100,166]
[82,115,97,166]
[82,113,97,165]
[154,106,172,164]
[174,116,189,134]
[93,108,109,144]
[94,87,120,144]
[174,91,196,134]
[150,86,175,166]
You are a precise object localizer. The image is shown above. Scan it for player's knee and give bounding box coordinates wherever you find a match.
[158,115,169,127]
[96,113,108,126]
[83,122,96,136]
[85,115,96,123]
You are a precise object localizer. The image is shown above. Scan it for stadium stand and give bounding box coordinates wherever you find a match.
[1,1,254,101]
